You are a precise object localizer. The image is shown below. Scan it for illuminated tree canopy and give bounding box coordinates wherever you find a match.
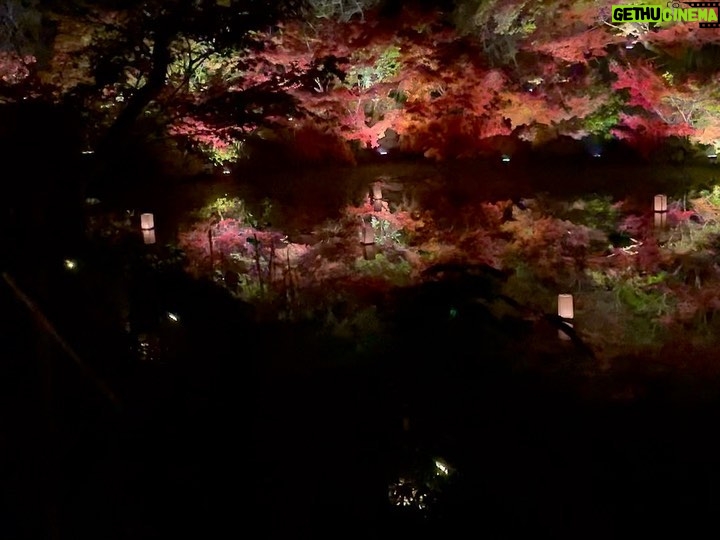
[4,0,720,165]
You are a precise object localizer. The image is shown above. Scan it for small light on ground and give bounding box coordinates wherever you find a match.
[81,150,94,155]
[377,147,388,155]
[64,259,77,270]
[501,154,511,162]
[435,459,449,476]
[222,167,231,175]
[593,152,602,158]
[167,312,179,322]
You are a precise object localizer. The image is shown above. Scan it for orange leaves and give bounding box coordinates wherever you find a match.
[498,91,564,129]
[561,93,609,121]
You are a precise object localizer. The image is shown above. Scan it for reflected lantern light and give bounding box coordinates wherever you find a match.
[142,229,156,245]
[653,195,668,228]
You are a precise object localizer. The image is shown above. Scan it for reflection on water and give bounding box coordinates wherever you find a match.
[6,158,720,536]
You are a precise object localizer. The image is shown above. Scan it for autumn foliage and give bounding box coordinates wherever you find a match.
[4,0,720,161]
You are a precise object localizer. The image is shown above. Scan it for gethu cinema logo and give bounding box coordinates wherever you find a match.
[611,2,720,27]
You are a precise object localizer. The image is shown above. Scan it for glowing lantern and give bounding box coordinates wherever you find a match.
[653,195,667,213]
[140,213,155,230]
[558,294,574,341]
[558,294,574,319]
[142,229,156,245]
[653,194,668,229]
[360,224,375,245]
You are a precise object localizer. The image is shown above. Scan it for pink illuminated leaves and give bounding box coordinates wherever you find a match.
[0,52,34,84]
[533,27,621,64]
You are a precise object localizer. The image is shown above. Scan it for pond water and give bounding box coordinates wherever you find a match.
[4,154,720,538]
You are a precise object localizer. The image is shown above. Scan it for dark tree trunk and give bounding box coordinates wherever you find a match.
[96,24,175,157]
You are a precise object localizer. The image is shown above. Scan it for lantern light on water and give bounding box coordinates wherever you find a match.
[142,229,156,245]
[654,212,667,229]
[140,213,155,230]
[653,194,667,213]
[654,195,668,229]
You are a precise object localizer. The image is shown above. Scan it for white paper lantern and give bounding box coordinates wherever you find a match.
[558,294,574,319]
[653,194,667,213]
[142,229,156,245]
[360,225,375,245]
[140,213,155,230]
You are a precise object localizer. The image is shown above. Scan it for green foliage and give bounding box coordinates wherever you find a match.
[370,215,403,244]
[354,254,412,285]
[612,272,671,316]
[197,196,253,223]
[500,262,556,311]
[453,0,538,65]
[201,140,247,166]
[563,195,619,232]
[345,45,402,91]
[585,269,672,347]
[583,97,623,138]
[168,38,240,94]
[699,185,720,207]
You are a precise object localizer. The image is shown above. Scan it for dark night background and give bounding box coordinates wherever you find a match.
[2,0,720,538]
